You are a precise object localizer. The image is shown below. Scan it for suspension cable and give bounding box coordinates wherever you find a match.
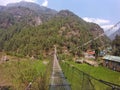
[76,21,120,49]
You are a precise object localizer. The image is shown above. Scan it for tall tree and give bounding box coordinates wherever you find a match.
[91,40,100,60]
[112,35,120,56]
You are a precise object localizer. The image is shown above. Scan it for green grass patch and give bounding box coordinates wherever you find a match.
[60,61,120,90]
[68,61,120,84]
[0,59,49,90]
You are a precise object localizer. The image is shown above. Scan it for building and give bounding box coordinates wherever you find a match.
[87,50,95,55]
[99,51,106,57]
[103,55,120,72]
[84,50,95,59]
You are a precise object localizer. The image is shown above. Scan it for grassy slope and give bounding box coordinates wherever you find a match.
[0,58,48,90]
[61,61,120,90]
[68,62,120,84]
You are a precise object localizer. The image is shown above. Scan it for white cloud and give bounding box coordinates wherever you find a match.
[42,0,48,7]
[101,24,120,31]
[101,24,120,36]
[101,25,114,31]
[83,17,120,35]
[82,17,115,32]
[0,0,36,6]
[83,17,110,25]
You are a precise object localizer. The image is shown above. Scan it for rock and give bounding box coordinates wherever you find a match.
[1,56,9,62]
[75,59,84,64]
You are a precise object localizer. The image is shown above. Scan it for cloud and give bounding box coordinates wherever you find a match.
[101,25,114,31]
[82,17,115,32]
[83,17,120,35]
[42,0,48,7]
[83,17,110,25]
[101,24,120,36]
[0,0,36,6]
[101,24,120,32]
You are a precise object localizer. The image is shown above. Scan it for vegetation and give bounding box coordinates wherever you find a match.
[61,61,120,90]
[90,40,100,60]
[0,57,50,90]
[0,2,109,58]
[0,10,108,58]
[112,35,120,56]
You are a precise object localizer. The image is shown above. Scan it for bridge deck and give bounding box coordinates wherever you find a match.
[49,47,71,90]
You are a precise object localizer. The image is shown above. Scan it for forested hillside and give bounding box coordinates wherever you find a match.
[0,2,109,58]
[112,35,120,56]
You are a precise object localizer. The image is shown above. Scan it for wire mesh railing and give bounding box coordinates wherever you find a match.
[49,47,71,90]
[60,62,120,90]
[49,61,71,90]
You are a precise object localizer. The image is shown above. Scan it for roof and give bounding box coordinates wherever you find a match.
[86,50,95,55]
[103,55,120,63]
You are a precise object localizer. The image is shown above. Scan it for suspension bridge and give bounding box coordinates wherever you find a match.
[49,46,71,90]
[49,22,120,90]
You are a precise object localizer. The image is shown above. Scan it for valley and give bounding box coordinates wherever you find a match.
[0,1,120,90]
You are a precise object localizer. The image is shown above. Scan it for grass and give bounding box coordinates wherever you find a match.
[60,61,120,90]
[68,61,120,84]
[0,57,49,90]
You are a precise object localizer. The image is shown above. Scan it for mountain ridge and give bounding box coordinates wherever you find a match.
[6,1,57,15]
[0,1,109,58]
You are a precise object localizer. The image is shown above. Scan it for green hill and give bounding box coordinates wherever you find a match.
[0,2,109,58]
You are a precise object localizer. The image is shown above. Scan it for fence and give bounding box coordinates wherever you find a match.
[60,62,120,90]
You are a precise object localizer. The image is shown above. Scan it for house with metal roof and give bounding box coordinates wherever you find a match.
[103,55,120,72]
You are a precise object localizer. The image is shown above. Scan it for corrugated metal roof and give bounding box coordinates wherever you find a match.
[103,55,120,63]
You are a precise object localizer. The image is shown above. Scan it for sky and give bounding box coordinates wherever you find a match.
[0,0,120,32]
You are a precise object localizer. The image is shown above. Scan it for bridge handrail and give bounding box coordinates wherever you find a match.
[62,62,120,89]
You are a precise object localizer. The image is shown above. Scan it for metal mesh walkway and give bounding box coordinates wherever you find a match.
[49,46,71,90]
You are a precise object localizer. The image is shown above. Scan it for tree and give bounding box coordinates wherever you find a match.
[91,40,100,60]
[112,35,120,56]
[95,48,100,60]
